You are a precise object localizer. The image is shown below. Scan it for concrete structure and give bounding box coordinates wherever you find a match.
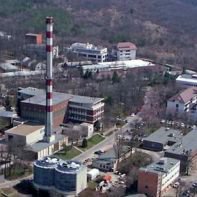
[34,157,87,196]
[142,127,182,151]
[4,122,68,160]
[25,33,43,45]
[62,122,94,140]
[165,129,197,172]
[166,87,197,122]
[92,146,132,172]
[82,59,155,75]
[68,95,104,124]
[5,122,45,146]
[45,16,53,142]
[18,87,70,129]
[17,87,104,125]
[68,42,108,62]
[27,134,68,160]
[117,42,137,61]
[138,157,180,197]
[176,74,197,87]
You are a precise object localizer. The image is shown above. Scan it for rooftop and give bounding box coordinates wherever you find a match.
[27,134,66,152]
[69,95,104,105]
[140,157,180,174]
[25,33,42,37]
[117,42,137,50]
[21,91,72,106]
[5,122,44,136]
[96,146,130,161]
[0,63,18,71]
[19,87,104,106]
[18,87,45,96]
[70,42,106,51]
[165,129,197,156]
[56,161,82,173]
[176,74,197,84]
[34,157,60,168]
[169,87,197,103]
[143,127,182,145]
[82,59,154,71]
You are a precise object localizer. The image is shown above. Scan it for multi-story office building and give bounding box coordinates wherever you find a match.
[68,42,108,62]
[117,42,137,61]
[138,157,180,197]
[68,95,104,124]
[34,157,87,196]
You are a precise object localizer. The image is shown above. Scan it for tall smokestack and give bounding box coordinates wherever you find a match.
[45,16,53,141]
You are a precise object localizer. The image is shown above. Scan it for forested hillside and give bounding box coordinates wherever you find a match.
[0,0,197,68]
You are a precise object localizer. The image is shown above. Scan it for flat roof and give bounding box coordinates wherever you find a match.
[27,134,65,152]
[176,74,197,84]
[21,92,72,106]
[82,59,154,70]
[140,157,180,175]
[18,87,45,96]
[19,87,103,106]
[69,95,104,105]
[0,110,18,118]
[165,129,197,155]
[5,122,44,136]
[143,127,182,145]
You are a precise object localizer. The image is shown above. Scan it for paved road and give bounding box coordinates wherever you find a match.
[73,115,142,162]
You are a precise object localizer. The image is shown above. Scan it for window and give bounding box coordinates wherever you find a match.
[176,104,179,108]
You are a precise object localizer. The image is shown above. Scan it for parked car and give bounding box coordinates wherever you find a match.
[94,150,104,155]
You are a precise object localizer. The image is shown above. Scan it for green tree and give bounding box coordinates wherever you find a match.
[4,96,12,111]
[112,71,120,83]
[82,138,88,148]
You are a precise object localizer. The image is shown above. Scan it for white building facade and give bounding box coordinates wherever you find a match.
[69,42,108,62]
[117,42,137,61]
[166,87,197,122]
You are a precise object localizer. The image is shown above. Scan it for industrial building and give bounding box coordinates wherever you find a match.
[62,122,94,140]
[4,122,68,160]
[164,129,197,172]
[138,157,180,197]
[17,87,104,126]
[176,74,197,87]
[34,157,87,196]
[5,122,45,146]
[68,42,108,62]
[142,127,182,151]
[25,33,43,45]
[18,89,71,128]
[81,59,155,75]
[116,42,137,61]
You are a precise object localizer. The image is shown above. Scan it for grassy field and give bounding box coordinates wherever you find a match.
[80,134,105,151]
[55,147,81,160]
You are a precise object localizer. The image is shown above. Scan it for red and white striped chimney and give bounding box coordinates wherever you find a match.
[45,16,53,140]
